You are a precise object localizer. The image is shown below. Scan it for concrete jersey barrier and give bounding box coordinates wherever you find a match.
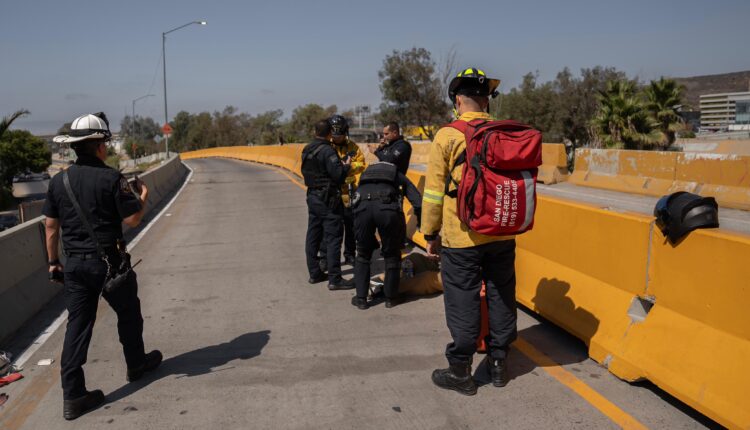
[181,145,750,429]
[0,155,189,345]
[570,148,750,210]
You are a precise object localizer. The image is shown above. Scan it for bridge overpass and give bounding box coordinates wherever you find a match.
[1,147,748,429]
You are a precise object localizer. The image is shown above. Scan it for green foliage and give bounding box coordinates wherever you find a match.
[0,129,52,186]
[378,47,448,140]
[284,104,337,142]
[0,109,30,139]
[491,66,628,147]
[120,115,163,158]
[250,109,284,145]
[591,80,661,149]
[121,115,162,141]
[494,72,564,142]
[643,77,685,148]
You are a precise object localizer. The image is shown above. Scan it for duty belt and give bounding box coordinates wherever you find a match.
[65,248,117,260]
[362,191,398,203]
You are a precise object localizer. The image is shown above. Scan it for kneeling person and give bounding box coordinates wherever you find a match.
[351,162,421,309]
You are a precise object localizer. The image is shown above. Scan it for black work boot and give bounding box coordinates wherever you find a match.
[127,350,163,382]
[63,389,105,420]
[484,355,509,387]
[431,363,477,396]
[351,296,368,310]
[308,273,327,284]
[328,278,355,291]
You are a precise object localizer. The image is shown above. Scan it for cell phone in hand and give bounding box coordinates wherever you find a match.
[129,175,142,194]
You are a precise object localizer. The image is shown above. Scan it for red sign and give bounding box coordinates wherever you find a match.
[162,124,173,135]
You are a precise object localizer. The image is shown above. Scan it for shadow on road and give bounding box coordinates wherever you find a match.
[106,330,271,403]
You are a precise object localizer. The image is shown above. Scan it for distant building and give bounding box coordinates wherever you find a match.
[699,91,750,132]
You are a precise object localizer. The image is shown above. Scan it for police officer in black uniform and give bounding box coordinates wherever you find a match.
[372,121,412,175]
[350,162,422,310]
[302,119,355,290]
[43,113,162,420]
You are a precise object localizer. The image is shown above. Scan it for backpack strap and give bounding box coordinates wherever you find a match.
[441,119,486,198]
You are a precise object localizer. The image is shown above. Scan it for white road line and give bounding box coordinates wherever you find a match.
[12,312,67,368]
[126,162,194,251]
[13,162,195,368]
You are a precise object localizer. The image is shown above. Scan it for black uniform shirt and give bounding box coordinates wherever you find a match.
[374,137,412,175]
[42,154,142,253]
[312,138,350,185]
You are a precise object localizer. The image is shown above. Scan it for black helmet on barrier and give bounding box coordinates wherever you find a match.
[328,115,349,137]
[448,67,501,104]
[654,191,719,244]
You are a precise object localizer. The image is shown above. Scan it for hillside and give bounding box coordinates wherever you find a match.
[674,70,750,110]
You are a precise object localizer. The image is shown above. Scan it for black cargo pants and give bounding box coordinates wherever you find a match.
[440,239,517,365]
[317,205,355,265]
[305,191,344,283]
[353,197,405,300]
[61,253,146,400]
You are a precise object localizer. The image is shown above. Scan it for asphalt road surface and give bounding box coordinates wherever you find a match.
[0,158,719,429]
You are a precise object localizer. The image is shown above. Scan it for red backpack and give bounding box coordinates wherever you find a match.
[444,119,542,236]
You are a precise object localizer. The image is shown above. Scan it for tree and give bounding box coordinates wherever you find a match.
[185,112,214,150]
[0,129,51,187]
[284,103,337,142]
[248,109,284,145]
[170,111,194,153]
[377,47,449,140]
[490,66,630,152]
[120,115,162,142]
[555,66,629,148]
[643,77,685,149]
[494,72,564,142]
[0,109,30,140]
[591,80,661,150]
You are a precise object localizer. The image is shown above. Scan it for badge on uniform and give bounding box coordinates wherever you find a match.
[394,150,401,156]
[329,154,340,163]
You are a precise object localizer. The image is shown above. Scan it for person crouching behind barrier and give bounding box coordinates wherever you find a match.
[350,162,421,310]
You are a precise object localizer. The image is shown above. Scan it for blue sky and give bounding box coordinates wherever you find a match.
[2,0,749,134]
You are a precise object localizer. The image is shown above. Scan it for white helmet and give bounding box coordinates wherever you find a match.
[53,112,112,144]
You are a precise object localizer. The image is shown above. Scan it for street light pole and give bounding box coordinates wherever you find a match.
[162,20,206,157]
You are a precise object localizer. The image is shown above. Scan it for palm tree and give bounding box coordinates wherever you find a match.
[0,109,30,140]
[591,81,661,150]
[644,77,685,149]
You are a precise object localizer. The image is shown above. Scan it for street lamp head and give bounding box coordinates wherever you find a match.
[197,21,207,25]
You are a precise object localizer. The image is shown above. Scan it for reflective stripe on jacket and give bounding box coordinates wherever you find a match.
[334,138,366,207]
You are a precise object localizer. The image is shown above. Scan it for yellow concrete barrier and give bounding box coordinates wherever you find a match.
[405,142,569,184]
[676,152,750,211]
[182,145,750,429]
[409,143,431,164]
[571,148,750,210]
[538,143,569,184]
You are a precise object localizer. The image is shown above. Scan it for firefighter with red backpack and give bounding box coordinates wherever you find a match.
[422,68,542,395]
